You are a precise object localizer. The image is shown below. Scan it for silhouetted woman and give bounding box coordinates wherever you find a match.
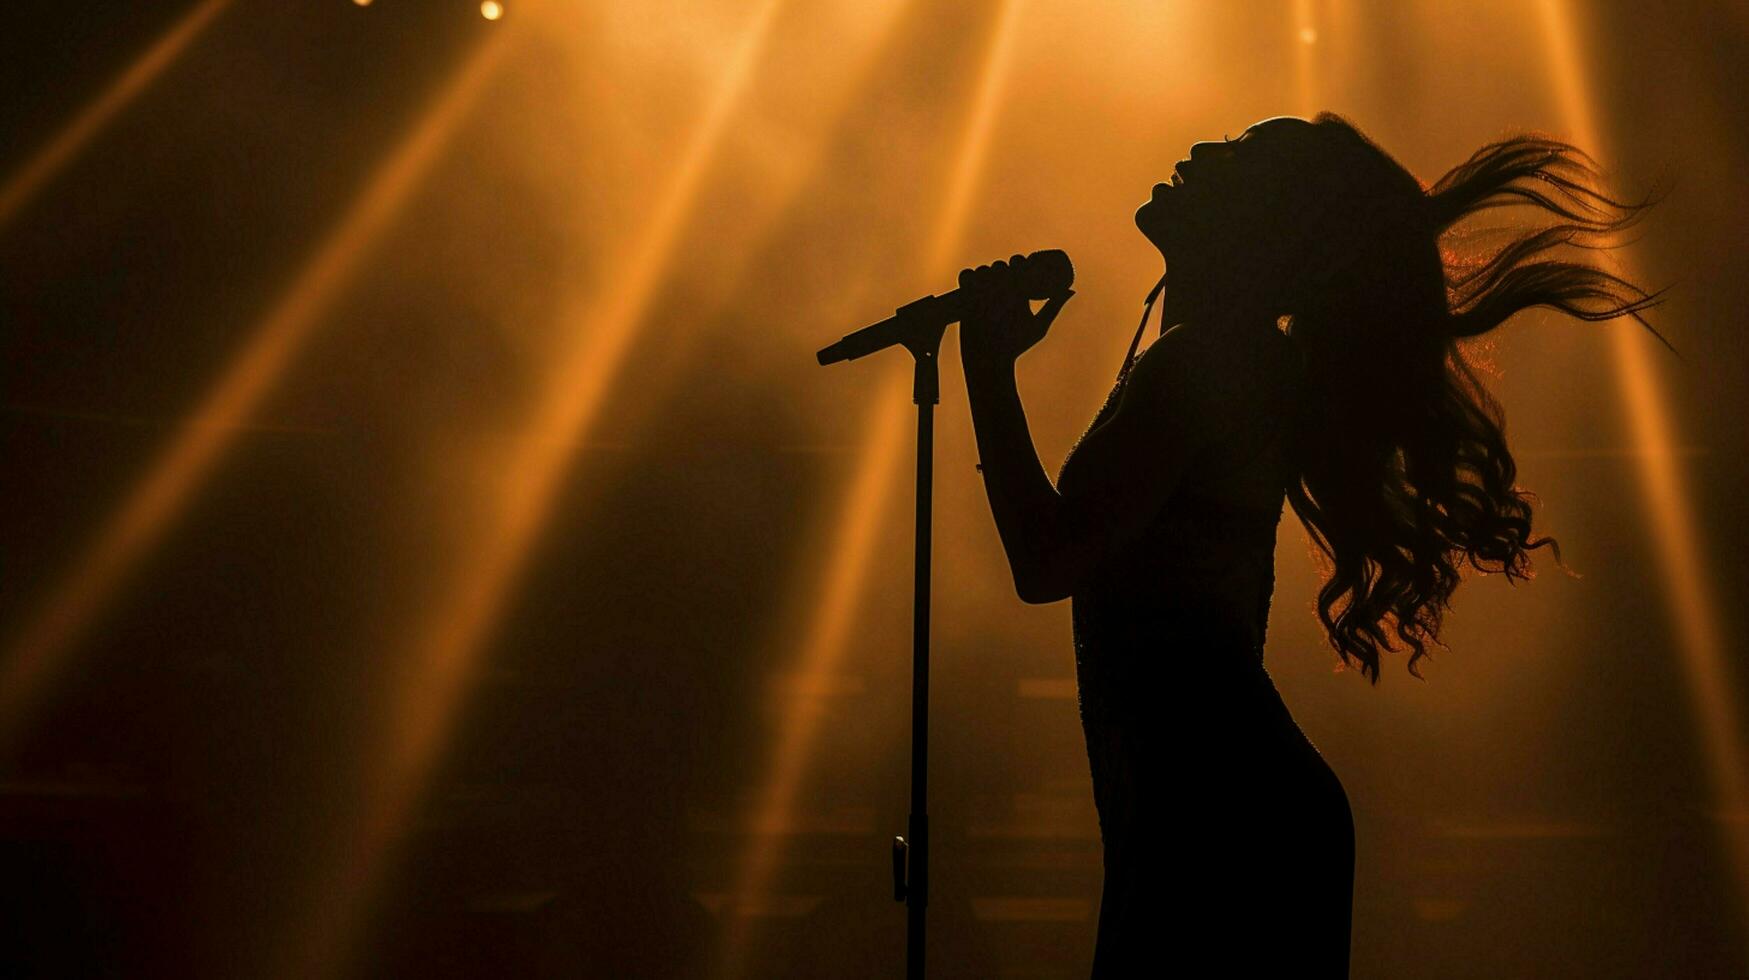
[956,114,1660,977]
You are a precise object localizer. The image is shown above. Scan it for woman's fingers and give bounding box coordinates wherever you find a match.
[959,258,1038,322]
[959,262,1001,290]
[1035,289,1075,328]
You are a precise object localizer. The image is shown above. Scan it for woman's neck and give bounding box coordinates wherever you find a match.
[1159,273,1279,336]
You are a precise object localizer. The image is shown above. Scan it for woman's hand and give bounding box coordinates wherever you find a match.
[958,254,1074,374]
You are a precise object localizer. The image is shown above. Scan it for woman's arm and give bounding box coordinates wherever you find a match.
[959,261,1219,603]
[962,359,1068,603]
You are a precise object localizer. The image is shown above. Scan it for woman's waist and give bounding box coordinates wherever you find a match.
[1070,647,1326,765]
[1073,586,1269,643]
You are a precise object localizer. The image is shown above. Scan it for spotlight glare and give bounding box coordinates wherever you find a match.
[481,1,503,20]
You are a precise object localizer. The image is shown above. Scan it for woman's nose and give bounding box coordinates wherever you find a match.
[1188,140,1228,162]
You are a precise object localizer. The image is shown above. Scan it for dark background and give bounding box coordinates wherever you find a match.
[1,1,1745,977]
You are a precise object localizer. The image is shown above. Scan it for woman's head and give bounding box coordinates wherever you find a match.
[1136,115,1439,323]
[1143,113,1662,680]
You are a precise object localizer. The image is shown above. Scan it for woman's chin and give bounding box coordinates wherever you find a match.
[1135,205,1171,250]
[1134,201,1157,233]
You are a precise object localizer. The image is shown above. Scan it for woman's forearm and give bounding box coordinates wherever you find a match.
[964,361,1065,601]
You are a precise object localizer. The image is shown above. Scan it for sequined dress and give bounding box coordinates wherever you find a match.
[1055,336,1355,977]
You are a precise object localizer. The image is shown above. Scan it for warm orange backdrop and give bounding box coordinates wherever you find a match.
[0,2,1743,976]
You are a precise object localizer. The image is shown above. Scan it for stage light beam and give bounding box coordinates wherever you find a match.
[1292,0,1321,116]
[0,27,518,749]
[927,0,1026,272]
[718,372,912,979]
[720,1,1029,972]
[1538,0,1749,923]
[269,2,788,975]
[0,0,232,231]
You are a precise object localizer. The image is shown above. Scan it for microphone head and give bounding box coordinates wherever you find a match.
[1020,249,1075,299]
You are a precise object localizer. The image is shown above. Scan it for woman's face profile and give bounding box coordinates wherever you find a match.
[1136,116,1323,266]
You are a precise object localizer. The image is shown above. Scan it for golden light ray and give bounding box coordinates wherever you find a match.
[0,27,518,748]
[1292,0,1320,115]
[0,0,233,230]
[718,378,913,977]
[1538,0,1749,914]
[270,3,788,976]
[720,1,1027,972]
[572,0,918,424]
[387,0,781,849]
[927,0,1027,272]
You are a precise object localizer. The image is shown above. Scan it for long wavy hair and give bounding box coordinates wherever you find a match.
[1282,113,1664,681]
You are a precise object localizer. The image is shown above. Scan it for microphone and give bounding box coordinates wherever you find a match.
[816,249,1074,365]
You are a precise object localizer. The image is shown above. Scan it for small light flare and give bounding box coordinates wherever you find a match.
[480,1,503,19]
[1299,26,1318,44]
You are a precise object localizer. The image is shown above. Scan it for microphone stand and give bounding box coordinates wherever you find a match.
[816,256,1072,977]
[817,305,942,980]
[895,314,939,980]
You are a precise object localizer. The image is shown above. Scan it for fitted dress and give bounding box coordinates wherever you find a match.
[1055,327,1354,978]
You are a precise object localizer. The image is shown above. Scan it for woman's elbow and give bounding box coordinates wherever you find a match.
[1004,530,1078,603]
[1013,573,1072,605]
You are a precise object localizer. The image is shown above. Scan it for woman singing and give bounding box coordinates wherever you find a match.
[956,114,1660,977]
